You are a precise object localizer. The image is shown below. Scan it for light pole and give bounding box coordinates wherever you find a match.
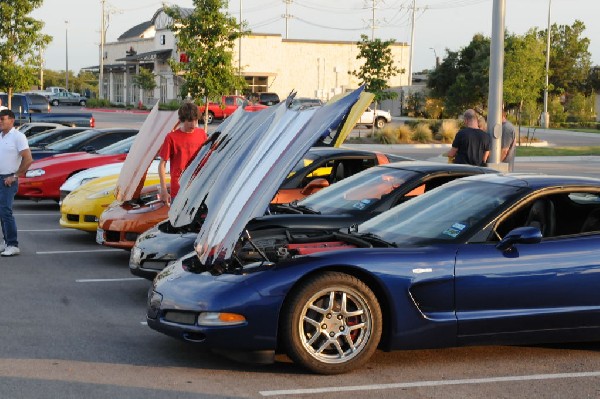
[541,0,552,128]
[429,47,438,68]
[65,20,69,92]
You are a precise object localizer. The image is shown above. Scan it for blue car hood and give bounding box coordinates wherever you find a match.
[169,87,365,267]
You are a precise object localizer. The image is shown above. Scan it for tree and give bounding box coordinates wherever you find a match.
[0,0,51,107]
[132,67,157,102]
[427,34,490,116]
[165,0,246,129]
[351,34,402,104]
[540,20,592,96]
[503,29,545,126]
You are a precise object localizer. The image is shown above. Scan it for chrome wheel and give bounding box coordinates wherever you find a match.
[283,272,381,374]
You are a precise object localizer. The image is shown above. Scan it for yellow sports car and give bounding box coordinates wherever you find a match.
[60,173,167,233]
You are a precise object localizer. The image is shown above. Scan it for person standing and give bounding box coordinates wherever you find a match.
[446,109,490,166]
[0,110,33,256]
[158,102,207,206]
[501,110,516,171]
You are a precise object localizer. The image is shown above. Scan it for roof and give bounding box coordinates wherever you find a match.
[118,21,153,41]
[116,49,172,62]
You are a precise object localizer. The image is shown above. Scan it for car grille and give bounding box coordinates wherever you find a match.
[105,230,121,242]
[66,214,79,222]
[83,215,97,222]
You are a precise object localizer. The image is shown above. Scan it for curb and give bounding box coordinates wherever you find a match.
[87,108,151,114]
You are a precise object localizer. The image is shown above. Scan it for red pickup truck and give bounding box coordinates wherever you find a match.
[198,95,267,124]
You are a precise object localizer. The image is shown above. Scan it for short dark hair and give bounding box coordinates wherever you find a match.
[0,109,15,120]
[178,101,199,122]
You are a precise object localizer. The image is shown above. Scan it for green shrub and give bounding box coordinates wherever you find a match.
[85,98,111,108]
[439,119,459,143]
[412,123,433,143]
[159,100,182,110]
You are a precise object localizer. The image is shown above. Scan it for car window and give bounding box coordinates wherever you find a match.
[46,130,98,150]
[225,97,234,106]
[493,191,600,240]
[97,136,135,155]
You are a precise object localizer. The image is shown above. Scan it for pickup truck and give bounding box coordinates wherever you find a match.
[198,95,267,124]
[49,91,87,106]
[357,106,392,129]
[0,93,95,128]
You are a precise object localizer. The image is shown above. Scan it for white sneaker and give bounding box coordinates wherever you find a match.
[1,246,20,256]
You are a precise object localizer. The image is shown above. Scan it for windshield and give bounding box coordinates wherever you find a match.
[298,166,420,214]
[46,129,98,150]
[97,136,135,155]
[285,152,324,180]
[28,128,85,147]
[358,179,525,246]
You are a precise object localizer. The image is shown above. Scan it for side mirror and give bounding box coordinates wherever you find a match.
[496,226,542,251]
[300,178,329,195]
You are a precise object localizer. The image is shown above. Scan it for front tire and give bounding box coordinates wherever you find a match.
[282,272,382,374]
[79,100,86,106]
[51,100,59,106]
[375,117,386,129]
[204,111,214,124]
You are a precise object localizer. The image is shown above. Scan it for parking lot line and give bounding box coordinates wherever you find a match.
[36,249,123,254]
[259,371,600,396]
[76,278,144,283]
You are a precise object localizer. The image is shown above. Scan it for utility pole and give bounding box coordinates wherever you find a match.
[371,0,376,40]
[541,0,552,128]
[407,0,416,86]
[486,0,506,170]
[283,0,293,39]
[65,20,69,92]
[99,0,106,99]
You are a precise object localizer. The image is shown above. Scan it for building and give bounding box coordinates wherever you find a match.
[95,7,410,111]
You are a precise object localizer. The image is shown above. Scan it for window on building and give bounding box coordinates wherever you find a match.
[160,35,166,45]
[244,76,269,94]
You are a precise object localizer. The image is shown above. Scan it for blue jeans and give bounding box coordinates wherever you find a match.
[0,175,18,247]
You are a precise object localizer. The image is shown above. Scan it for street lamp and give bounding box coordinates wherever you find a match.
[541,0,552,128]
[65,20,69,92]
[429,47,439,68]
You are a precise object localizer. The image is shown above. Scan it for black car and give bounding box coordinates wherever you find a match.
[254,92,280,106]
[27,127,90,148]
[130,161,495,280]
[30,128,138,160]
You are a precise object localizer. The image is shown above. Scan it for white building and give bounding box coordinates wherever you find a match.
[95,8,410,112]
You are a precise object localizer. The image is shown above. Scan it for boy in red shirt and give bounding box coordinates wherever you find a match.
[158,102,207,205]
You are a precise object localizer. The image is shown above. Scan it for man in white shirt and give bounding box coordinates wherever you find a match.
[0,109,33,256]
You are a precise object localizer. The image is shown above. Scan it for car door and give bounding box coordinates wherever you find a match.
[455,193,600,343]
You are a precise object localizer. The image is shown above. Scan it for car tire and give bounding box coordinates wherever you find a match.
[203,112,214,124]
[51,100,59,106]
[375,117,386,129]
[79,100,86,106]
[281,271,382,374]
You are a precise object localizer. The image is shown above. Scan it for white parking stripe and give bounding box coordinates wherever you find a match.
[36,249,123,254]
[20,229,78,232]
[14,213,59,216]
[259,371,600,396]
[76,278,144,283]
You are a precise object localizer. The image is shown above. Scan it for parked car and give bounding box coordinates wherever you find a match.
[60,173,165,233]
[97,89,380,250]
[358,105,392,129]
[290,97,323,110]
[48,91,87,106]
[27,127,90,149]
[149,173,600,374]
[0,93,94,127]
[198,95,267,124]
[18,136,136,201]
[18,122,65,137]
[29,128,138,160]
[130,162,494,280]
[253,92,280,106]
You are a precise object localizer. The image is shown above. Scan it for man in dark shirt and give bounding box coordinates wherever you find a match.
[447,109,490,166]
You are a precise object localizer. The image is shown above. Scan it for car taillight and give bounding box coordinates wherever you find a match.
[90,116,95,128]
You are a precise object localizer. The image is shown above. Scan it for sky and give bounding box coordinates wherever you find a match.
[32,0,600,75]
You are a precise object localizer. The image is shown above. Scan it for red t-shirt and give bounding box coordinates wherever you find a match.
[158,127,207,197]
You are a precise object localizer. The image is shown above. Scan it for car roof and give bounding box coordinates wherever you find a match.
[459,172,600,189]
[379,160,496,174]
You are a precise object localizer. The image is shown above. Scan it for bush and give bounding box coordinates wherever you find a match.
[374,129,398,144]
[159,100,182,110]
[392,124,413,143]
[439,119,459,143]
[411,123,433,143]
[85,98,111,108]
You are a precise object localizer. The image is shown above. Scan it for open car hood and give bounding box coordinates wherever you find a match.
[168,86,365,268]
[113,103,179,202]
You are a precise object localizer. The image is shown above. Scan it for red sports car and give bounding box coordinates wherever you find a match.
[19,136,135,201]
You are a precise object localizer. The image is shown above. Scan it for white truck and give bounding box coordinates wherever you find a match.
[357,106,392,129]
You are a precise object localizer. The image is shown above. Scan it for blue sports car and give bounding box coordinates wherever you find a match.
[146,90,600,374]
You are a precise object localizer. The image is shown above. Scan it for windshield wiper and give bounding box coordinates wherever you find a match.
[292,204,320,215]
[357,232,397,247]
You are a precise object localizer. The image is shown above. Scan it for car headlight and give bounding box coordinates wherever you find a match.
[87,189,112,199]
[25,168,45,178]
